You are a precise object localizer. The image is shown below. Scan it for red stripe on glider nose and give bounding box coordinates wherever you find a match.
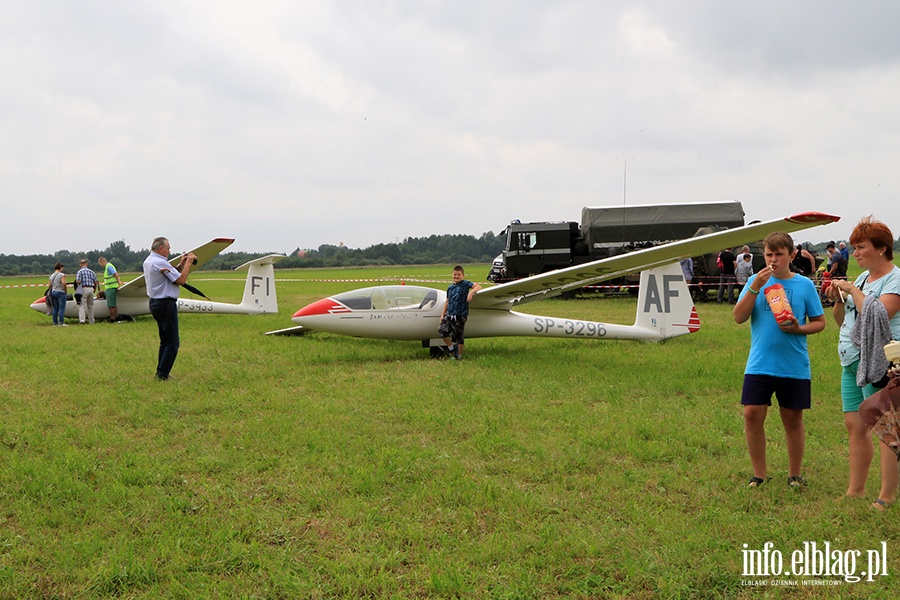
[293,298,346,318]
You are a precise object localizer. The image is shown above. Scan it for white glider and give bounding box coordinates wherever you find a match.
[31,238,284,320]
[268,211,840,355]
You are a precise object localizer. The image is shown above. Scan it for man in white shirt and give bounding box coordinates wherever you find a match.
[142,237,196,380]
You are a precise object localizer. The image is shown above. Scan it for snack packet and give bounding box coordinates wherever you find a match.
[764,284,795,325]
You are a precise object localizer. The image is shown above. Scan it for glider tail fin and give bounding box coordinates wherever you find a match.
[236,254,285,314]
[633,262,700,340]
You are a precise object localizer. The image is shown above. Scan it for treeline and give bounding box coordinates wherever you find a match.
[281,232,503,269]
[0,232,505,276]
[0,241,148,277]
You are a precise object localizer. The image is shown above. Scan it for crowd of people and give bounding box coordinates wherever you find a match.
[43,256,123,326]
[732,215,900,511]
[709,239,850,305]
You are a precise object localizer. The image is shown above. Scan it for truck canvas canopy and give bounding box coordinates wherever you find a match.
[581,201,745,249]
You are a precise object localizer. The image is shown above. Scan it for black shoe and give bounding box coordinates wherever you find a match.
[788,475,807,488]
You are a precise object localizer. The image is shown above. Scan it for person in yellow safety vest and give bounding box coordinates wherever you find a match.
[98,257,123,323]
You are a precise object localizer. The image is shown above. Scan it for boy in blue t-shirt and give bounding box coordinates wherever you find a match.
[438,265,482,359]
[733,231,826,488]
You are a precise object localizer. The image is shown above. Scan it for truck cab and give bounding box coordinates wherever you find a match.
[488,221,584,282]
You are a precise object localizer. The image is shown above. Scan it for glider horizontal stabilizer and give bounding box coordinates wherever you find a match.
[265,325,308,336]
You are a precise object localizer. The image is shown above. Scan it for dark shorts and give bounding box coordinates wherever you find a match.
[105,287,117,307]
[438,314,467,344]
[741,374,811,410]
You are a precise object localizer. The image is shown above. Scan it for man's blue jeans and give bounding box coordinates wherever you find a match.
[149,298,179,380]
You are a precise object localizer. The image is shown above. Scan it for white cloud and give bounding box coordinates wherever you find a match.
[620,10,675,57]
[2,1,900,255]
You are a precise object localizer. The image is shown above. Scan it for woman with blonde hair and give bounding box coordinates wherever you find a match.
[828,216,900,509]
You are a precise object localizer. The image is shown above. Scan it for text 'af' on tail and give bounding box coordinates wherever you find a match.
[633,262,700,340]
[236,254,285,314]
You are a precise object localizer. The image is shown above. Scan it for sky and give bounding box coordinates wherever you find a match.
[3,0,899,256]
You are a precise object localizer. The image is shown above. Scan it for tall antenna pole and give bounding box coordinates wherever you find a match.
[621,160,627,247]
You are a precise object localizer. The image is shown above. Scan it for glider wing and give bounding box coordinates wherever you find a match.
[471,212,839,309]
[117,238,235,297]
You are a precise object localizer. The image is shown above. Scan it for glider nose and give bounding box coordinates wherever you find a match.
[29,296,49,313]
[292,298,344,322]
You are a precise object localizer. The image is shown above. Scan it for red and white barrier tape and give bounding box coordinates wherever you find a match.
[0,283,48,289]
[1,277,455,289]
[191,277,456,284]
[0,276,837,291]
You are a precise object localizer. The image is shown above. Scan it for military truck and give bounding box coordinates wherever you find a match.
[487,201,748,290]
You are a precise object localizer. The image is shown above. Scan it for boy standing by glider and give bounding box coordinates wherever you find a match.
[733,231,826,488]
[439,265,481,359]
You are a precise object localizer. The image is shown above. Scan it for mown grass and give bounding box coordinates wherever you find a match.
[1,264,899,598]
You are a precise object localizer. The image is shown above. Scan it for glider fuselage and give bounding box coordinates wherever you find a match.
[291,268,697,343]
[29,250,283,320]
[30,295,268,320]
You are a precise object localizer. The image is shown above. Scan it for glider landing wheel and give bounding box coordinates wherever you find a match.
[429,346,446,359]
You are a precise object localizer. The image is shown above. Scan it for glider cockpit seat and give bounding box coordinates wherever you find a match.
[418,289,438,310]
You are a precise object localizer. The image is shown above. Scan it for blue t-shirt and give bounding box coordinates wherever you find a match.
[739,273,823,379]
[837,266,900,366]
[446,280,475,316]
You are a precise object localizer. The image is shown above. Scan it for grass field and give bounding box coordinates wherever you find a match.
[1,264,899,598]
